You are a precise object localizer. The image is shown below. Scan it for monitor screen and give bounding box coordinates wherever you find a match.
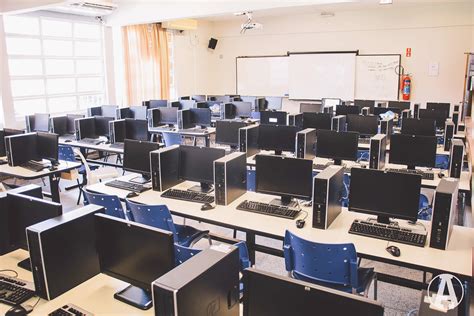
[336,105,360,116]
[300,103,323,113]
[349,168,421,222]
[389,134,437,168]
[7,133,39,165]
[95,213,175,290]
[34,113,50,132]
[123,139,161,176]
[418,108,448,129]
[190,108,211,127]
[78,118,96,139]
[95,116,113,137]
[159,107,178,125]
[354,100,375,113]
[387,101,410,110]
[346,114,378,136]
[233,102,253,118]
[130,106,148,120]
[258,125,299,153]
[178,145,226,184]
[260,111,287,125]
[265,97,283,111]
[101,105,118,118]
[316,130,359,162]
[301,113,332,130]
[67,114,84,134]
[51,116,67,136]
[125,119,149,141]
[256,155,312,200]
[37,132,59,161]
[401,118,436,137]
[149,100,168,108]
[215,120,246,146]
[426,102,450,116]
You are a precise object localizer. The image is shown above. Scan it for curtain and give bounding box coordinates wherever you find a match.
[122,23,170,105]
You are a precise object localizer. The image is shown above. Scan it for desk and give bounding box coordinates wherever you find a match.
[59,138,124,168]
[149,126,216,147]
[87,175,474,289]
[0,161,80,203]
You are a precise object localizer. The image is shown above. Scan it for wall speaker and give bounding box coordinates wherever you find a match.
[208,38,218,50]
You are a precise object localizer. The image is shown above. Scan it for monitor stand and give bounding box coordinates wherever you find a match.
[129,175,151,184]
[188,183,213,194]
[270,195,298,208]
[17,258,32,271]
[114,285,152,310]
[407,165,416,170]
[333,159,342,166]
[274,150,282,155]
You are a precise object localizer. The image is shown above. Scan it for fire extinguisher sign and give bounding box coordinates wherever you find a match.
[406,48,412,57]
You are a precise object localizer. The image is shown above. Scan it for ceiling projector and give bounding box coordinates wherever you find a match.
[241,22,263,31]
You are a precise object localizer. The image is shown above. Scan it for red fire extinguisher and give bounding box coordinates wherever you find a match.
[401,75,411,100]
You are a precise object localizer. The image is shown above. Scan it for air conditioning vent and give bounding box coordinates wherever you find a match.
[48,1,117,16]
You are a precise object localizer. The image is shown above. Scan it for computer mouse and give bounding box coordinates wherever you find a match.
[6,305,32,316]
[49,166,57,171]
[201,203,215,211]
[386,245,401,257]
[126,192,139,198]
[296,219,305,229]
[64,139,72,143]
[104,141,110,145]
[438,172,445,179]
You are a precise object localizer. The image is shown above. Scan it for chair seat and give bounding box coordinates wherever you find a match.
[174,224,209,247]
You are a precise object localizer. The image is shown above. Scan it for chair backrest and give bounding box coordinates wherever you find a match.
[161,132,182,147]
[125,200,177,237]
[58,145,76,162]
[235,241,251,272]
[83,190,126,219]
[283,230,358,289]
[73,148,95,182]
[174,244,202,266]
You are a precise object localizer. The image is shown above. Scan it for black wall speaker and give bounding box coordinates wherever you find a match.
[208,38,218,50]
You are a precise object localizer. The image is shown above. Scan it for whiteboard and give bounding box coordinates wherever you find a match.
[236,56,288,96]
[288,53,356,100]
[355,55,400,100]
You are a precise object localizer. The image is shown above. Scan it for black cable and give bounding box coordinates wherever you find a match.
[31,296,41,309]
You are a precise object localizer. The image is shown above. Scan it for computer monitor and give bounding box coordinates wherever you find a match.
[159,107,178,126]
[125,119,149,141]
[387,101,410,110]
[258,125,299,155]
[192,95,207,102]
[401,118,436,136]
[265,96,283,110]
[354,99,375,113]
[322,98,342,107]
[95,213,175,310]
[37,132,59,164]
[256,155,312,206]
[6,133,39,166]
[148,100,168,108]
[232,102,253,118]
[4,128,25,137]
[179,96,191,100]
[0,129,24,156]
[123,139,161,183]
[418,108,448,129]
[240,96,256,105]
[129,106,148,120]
[300,103,323,113]
[50,116,68,136]
[178,145,226,193]
[301,113,332,130]
[95,116,113,138]
[77,118,97,139]
[243,268,384,316]
[34,113,50,132]
[189,108,212,127]
[346,114,378,137]
[260,111,287,125]
[389,134,437,169]
[315,130,359,164]
[426,102,450,116]
[67,114,83,134]
[336,105,360,116]
[101,105,118,118]
[215,120,247,147]
[349,168,421,224]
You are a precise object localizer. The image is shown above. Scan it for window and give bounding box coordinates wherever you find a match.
[4,15,106,118]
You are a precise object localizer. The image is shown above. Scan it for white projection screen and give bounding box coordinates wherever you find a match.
[288,52,357,100]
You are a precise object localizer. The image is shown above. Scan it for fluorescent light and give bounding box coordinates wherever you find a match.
[380,0,393,4]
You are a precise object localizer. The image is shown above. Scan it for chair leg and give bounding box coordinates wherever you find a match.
[233,230,237,239]
[373,275,378,300]
[207,235,212,245]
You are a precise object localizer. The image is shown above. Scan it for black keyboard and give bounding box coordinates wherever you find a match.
[109,143,124,149]
[313,163,328,170]
[183,128,208,134]
[349,219,427,247]
[0,274,36,306]
[78,138,102,145]
[236,200,300,219]
[21,161,47,172]
[49,304,93,316]
[105,180,150,193]
[385,168,434,180]
[161,189,214,203]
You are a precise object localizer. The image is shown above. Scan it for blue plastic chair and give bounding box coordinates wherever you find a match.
[83,190,127,220]
[435,154,449,170]
[161,132,182,147]
[341,173,351,207]
[357,150,369,162]
[418,193,432,221]
[283,230,377,298]
[247,169,256,192]
[125,200,210,247]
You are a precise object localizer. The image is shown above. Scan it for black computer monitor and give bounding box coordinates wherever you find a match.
[233,102,253,118]
[300,103,323,113]
[6,133,39,166]
[336,105,360,116]
[418,108,448,129]
[50,116,68,136]
[0,129,23,156]
[315,130,359,165]
[95,116,113,138]
[349,168,421,224]
[215,120,246,147]
[240,96,256,104]
[401,118,436,137]
[37,132,59,164]
[389,134,437,169]
[258,125,299,155]
[243,268,384,316]
[159,107,178,126]
[4,128,25,137]
[129,106,148,120]
[301,113,332,130]
[196,101,209,109]
[125,119,149,141]
[346,114,378,137]
[148,100,168,109]
[178,145,226,193]
[189,108,211,127]
[265,97,283,110]
[123,139,161,183]
[256,155,312,206]
[208,95,231,103]
[260,111,287,125]
[426,102,450,116]
[77,118,96,139]
[354,100,375,113]
[388,101,410,110]
[34,113,50,132]
[95,213,175,310]
[101,105,118,118]
[67,114,83,134]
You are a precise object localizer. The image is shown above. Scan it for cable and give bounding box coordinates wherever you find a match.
[0,269,18,278]
[298,210,308,221]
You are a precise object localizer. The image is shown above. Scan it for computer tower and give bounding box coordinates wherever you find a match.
[413,103,420,119]
[25,115,33,133]
[449,139,464,179]
[401,109,411,119]
[429,179,458,250]
[380,118,393,143]
[331,115,346,132]
[361,107,370,115]
[151,145,182,192]
[239,125,259,157]
[147,108,158,128]
[109,119,125,144]
[178,109,193,129]
[214,152,247,206]
[220,103,234,120]
[296,128,316,159]
[452,111,459,133]
[443,120,455,152]
[26,205,103,300]
[288,113,303,127]
[323,105,334,114]
[153,246,240,316]
[74,118,81,140]
[312,165,344,230]
[369,134,386,170]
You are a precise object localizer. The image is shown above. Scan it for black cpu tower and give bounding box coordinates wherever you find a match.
[331,115,346,132]
[369,134,386,170]
[413,103,420,119]
[239,125,259,157]
[323,105,334,114]
[26,205,103,300]
[429,179,458,250]
[151,145,182,191]
[220,103,234,120]
[147,108,159,128]
[380,117,393,143]
[153,247,240,316]
[312,165,344,230]
[452,111,459,133]
[25,115,33,133]
[361,107,370,115]
[296,128,316,159]
[214,152,247,206]
[444,120,455,152]
[288,113,303,127]
[449,139,464,179]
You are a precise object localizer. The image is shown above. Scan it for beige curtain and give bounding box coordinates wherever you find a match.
[122,23,170,105]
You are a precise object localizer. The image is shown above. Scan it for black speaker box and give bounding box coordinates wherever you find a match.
[208,38,218,49]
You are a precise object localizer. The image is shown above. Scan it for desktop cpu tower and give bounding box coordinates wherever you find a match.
[331,115,346,132]
[26,205,103,300]
[413,103,420,119]
[151,145,182,192]
[380,118,393,143]
[449,139,464,179]
[239,125,259,157]
[214,152,247,206]
[25,115,33,133]
[220,103,234,120]
[153,246,240,316]
[109,119,124,144]
[178,109,193,129]
[323,105,334,114]
[444,120,455,152]
[429,179,458,250]
[296,128,316,159]
[288,113,303,127]
[401,109,411,119]
[147,108,158,128]
[312,165,344,230]
[74,118,81,140]
[369,134,387,170]
[361,107,370,116]
[452,111,459,133]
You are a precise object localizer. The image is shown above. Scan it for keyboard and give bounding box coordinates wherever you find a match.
[78,138,102,145]
[0,273,36,306]
[236,200,300,219]
[21,161,47,172]
[348,219,427,247]
[385,168,434,180]
[105,180,150,193]
[49,304,93,316]
[109,143,124,149]
[183,128,208,134]
[161,189,214,203]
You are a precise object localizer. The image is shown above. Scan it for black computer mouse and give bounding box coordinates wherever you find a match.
[6,305,32,316]
[64,139,72,143]
[438,172,445,179]
[386,245,401,257]
[126,192,139,198]
[296,219,305,229]
[104,141,111,145]
[49,166,57,171]
[201,203,215,211]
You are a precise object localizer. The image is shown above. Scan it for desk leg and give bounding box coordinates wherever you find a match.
[49,174,60,203]
[246,232,256,264]
[205,135,210,147]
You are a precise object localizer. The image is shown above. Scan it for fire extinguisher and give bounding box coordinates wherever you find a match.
[401,75,411,100]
